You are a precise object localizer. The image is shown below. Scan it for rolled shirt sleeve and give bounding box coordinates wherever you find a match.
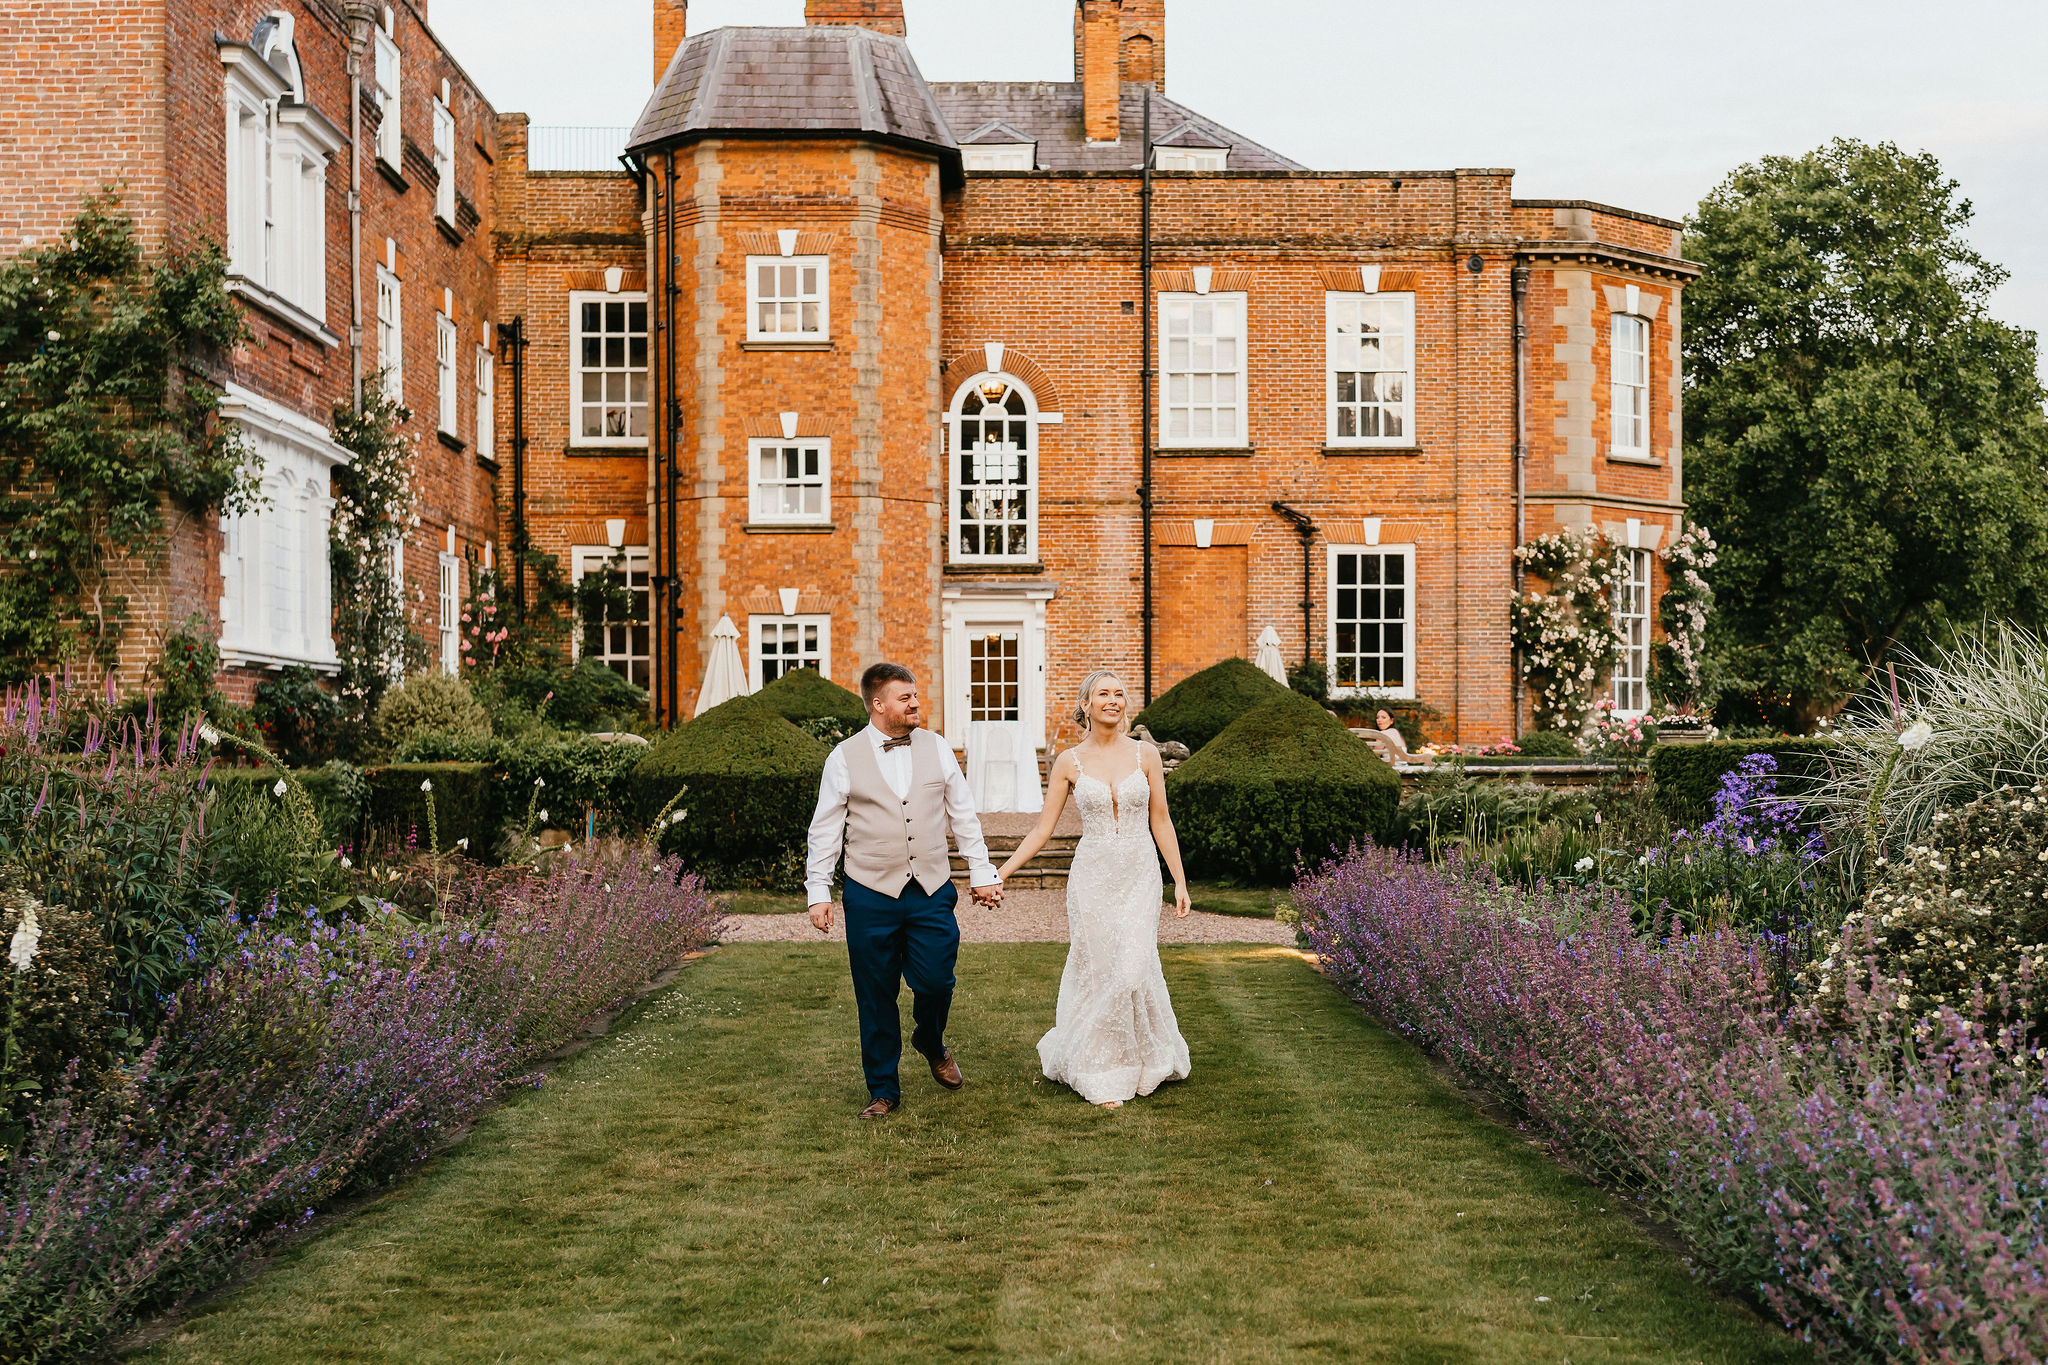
[938,742,1001,889]
[804,745,852,905]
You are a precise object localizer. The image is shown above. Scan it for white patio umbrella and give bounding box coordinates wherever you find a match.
[694,614,753,717]
[1253,625,1288,685]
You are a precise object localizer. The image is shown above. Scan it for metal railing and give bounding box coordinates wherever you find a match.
[526,126,633,172]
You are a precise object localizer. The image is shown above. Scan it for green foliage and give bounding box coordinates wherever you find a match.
[1809,782,2048,1030]
[1515,729,1581,759]
[373,672,491,751]
[1286,658,1329,706]
[1130,657,1291,755]
[1685,139,2048,720]
[632,704,828,887]
[0,889,114,1145]
[357,763,503,859]
[0,194,252,679]
[1648,737,1839,828]
[1389,772,1589,856]
[1167,693,1400,882]
[743,667,867,737]
[329,384,426,747]
[395,731,647,843]
[470,658,646,736]
[252,666,342,766]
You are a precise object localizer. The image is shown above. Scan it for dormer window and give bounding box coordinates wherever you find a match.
[963,143,1035,171]
[1155,147,1227,171]
[221,13,341,326]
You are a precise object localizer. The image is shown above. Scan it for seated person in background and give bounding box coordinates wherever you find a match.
[1358,707,1416,764]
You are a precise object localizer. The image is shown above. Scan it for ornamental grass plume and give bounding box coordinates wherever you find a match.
[1295,846,2048,1361]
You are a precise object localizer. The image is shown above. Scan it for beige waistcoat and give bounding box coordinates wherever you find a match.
[841,729,952,898]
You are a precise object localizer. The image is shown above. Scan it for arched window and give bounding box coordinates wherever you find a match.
[948,373,1039,563]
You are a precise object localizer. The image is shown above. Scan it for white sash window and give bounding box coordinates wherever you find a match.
[1327,544,1416,699]
[218,384,345,670]
[749,438,830,524]
[751,615,830,688]
[475,346,495,460]
[1160,292,1247,448]
[375,266,402,402]
[746,256,829,340]
[436,313,458,435]
[570,291,649,445]
[1327,292,1414,446]
[222,16,338,326]
[372,19,401,169]
[1611,314,1652,458]
[1611,548,1652,715]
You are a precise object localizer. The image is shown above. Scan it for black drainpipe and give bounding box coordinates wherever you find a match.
[497,315,529,616]
[663,150,681,728]
[1511,262,1529,732]
[1138,88,1156,705]
[1271,500,1316,666]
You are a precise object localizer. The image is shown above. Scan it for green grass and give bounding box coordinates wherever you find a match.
[139,946,1805,1364]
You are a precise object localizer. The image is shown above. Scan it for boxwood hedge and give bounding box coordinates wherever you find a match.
[1131,657,1292,754]
[1648,737,1841,827]
[1167,691,1400,882]
[205,761,501,858]
[633,702,830,887]
[744,667,867,737]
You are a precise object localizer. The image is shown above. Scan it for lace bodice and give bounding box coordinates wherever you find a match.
[1070,749,1151,844]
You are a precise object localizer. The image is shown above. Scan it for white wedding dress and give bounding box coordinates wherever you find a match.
[1037,751,1191,1104]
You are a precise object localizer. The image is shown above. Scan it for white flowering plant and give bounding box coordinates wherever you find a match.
[329,385,428,741]
[1652,522,1717,714]
[1808,782,2048,1032]
[1509,526,1628,733]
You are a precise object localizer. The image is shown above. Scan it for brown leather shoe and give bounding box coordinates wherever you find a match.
[928,1051,964,1090]
[858,1097,898,1120]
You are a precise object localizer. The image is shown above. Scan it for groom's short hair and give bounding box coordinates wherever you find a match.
[860,661,916,704]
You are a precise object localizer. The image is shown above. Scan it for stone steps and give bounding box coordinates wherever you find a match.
[951,830,1077,890]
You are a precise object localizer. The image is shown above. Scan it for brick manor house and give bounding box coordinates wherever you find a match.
[4,0,1697,748]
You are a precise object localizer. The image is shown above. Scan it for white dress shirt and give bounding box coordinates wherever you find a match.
[805,725,1000,904]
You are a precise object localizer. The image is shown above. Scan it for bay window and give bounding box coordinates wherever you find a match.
[222,17,339,325]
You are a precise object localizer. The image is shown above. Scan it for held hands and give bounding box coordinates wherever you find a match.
[1172,883,1191,919]
[969,879,1004,908]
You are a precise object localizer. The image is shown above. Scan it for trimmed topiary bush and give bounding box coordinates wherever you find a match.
[744,667,867,740]
[632,704,830,887]
[1515,729,1581,759]
[373,673,491,750]
[1131,657,1292,754]
[1167,691,1400,882]
[1649,737,1838,827]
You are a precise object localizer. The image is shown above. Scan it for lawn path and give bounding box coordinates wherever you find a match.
[139,945,1806,1364]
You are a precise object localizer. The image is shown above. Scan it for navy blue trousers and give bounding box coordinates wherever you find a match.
[841,875,960,1104]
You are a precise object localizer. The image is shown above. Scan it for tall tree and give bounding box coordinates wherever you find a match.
[1684,139,2048,724]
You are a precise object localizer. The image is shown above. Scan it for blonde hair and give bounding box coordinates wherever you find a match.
[1070,669,1127,729]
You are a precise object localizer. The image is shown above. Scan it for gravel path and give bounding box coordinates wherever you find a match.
[719,887,1294,945]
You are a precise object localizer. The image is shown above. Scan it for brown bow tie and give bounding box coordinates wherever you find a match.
[880,735,914,752]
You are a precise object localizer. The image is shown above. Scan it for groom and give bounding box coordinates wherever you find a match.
[806,662,1003,1119]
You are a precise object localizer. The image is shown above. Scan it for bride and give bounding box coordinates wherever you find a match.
[995,669,1191,1109]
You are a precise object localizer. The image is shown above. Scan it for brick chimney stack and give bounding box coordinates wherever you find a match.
[804,0,907,38]
[654,0,687,84]
[1079,0,1121,143]
[1075,0,1165,94]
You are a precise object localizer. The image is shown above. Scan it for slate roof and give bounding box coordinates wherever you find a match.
[627,26,958,156]
[929,82,1305,172]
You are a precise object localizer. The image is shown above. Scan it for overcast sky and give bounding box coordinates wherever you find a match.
[433,0,2048,378]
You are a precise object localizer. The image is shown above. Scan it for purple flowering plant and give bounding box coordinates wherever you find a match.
[1296,847,2048,1361]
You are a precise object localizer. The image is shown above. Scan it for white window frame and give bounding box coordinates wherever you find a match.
[222,29,335,324]
[1326,291,1415,447]
[431,91,455,225]
[745,255,830,342]
[1155,147,1227,171]
[1159,291,1248,449]
[1611,313,1651,459]
[569,290,649,447]
[437,549,462,676]
[372,22,400,170]
[1611,547,1652,717]
[375,265,402,403]
[748,437,831,525]
[217,383,344,670]
[1326,543,1417,701]
[571,545,652,689]
[750,614,832,690]
[947,373,1041,564]
[436,312,458,435]
[474,344,495,461]
[962,143,1035,171]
